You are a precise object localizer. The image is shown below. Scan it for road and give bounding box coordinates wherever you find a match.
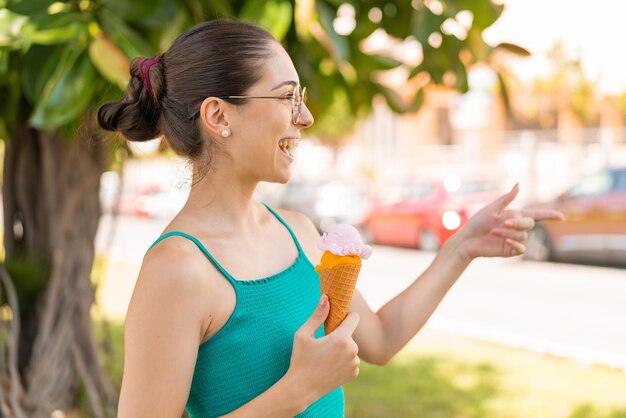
[357,245,626,371]
[95,215,626,371]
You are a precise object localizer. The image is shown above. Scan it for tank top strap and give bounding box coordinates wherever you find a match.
[262,203,306,257]
[147,231,238,286]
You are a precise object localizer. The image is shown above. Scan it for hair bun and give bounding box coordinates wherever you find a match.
[97,56,164,141]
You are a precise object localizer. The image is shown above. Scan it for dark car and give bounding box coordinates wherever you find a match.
[524,167,626,265]
[361,177,501,250]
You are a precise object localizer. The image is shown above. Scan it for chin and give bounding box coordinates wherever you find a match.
[260,170,291,185]
[274,174,291,184]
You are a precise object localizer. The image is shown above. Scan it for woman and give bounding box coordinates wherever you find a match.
[98,19,563,418]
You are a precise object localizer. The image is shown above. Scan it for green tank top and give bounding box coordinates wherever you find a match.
[148,204,344,417]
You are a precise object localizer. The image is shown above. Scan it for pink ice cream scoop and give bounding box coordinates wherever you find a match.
[317,224,372,259]
[315,223,372,333]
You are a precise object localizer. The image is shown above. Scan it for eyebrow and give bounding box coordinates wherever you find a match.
[271,80,298,91]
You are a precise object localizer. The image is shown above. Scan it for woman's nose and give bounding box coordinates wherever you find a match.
[296,103,314,128]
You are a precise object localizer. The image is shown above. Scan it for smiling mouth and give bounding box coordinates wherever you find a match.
[278,138,298,158]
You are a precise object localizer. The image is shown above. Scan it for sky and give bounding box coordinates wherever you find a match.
[482,0,626,95]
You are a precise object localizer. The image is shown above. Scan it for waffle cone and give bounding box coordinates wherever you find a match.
[318,263,361,334]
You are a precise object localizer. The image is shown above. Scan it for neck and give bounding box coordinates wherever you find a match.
[182,163,264,234]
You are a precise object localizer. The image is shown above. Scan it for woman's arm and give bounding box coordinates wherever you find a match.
[349,233,471,364]
[118,243,209,417]
[354,184,565,364]
[286,185,564,366]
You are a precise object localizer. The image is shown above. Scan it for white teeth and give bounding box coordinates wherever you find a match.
[279,138,297,157]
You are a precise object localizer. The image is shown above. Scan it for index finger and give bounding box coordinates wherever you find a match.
[521,209,565,221]
[490,183,519,210]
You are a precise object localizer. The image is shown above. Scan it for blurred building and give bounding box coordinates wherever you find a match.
[348,64,626,205]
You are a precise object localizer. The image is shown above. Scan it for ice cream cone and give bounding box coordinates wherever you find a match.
[318,262,361,334]
[315,223,372,333]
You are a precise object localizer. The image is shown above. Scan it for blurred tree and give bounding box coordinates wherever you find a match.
[0,0,517,416]
[532,41,598,128]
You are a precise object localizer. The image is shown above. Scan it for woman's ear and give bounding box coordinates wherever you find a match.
[199,97,231,138]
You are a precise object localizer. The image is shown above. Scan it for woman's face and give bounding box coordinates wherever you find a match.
[226,41,314,184]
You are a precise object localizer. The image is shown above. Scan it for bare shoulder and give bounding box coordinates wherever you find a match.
[271,208,322,262]
[272,208,320,239]
[138,236,212,294]
[128,236,216,332]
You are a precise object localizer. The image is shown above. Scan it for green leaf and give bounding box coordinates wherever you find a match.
[0,46,8,74]
[30,24,85,44]
[408,62,423,80]
[495,42,531,57]
[495,70,512,120]
[363,54,404,72]
[411,87,425,112]
[101,0,180,28]
[376,1,413,39]
[313,86,357,144]
[350,8,377,41]
[13,12,87,50]
[5,0,56,16]
[322,0,345,7]
[29,46,97,131]
[294,0,317,41]
[0,8,29,48]
[465,26,489,61]
[99,8,154,59]
[181,0,204,23]
[316,1,350,62]
[140,0,179,28]
[88,30,129,90]
[0,61,21,141]
[21,44,64,103]
[239,0,266,20]
[99,0,161,24]
[411,8,446,44]
[261,1,293,41]
[204,0,234,17]
[158,9,189,51]
[27,10,84,29]
[408,31,469,91]
[241,0,292,41]
[379,84,425,113]
[455,0,502,29]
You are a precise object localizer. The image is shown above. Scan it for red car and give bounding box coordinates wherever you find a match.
[524,167,626,265]
[361,177,501,250]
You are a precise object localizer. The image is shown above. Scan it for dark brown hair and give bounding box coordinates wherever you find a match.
[97,20,275,162]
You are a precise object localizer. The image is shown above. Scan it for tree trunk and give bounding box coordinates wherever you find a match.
[2,104,118,417]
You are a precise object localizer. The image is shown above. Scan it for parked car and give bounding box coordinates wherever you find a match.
[361,177,501,250]
[524,167,626,265]
[274,180,372,231]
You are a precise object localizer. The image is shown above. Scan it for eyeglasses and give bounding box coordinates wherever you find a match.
[216,86,307,125]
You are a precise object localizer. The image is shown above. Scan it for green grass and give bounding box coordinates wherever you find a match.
[344,354,500,418]
[94,321,626,418]
[345,332,626,418]
[95,320,125,394]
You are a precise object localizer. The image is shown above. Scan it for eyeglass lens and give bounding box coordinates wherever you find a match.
[293,87,307,124]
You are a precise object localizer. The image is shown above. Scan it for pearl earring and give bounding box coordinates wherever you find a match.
[221,129,230,138]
